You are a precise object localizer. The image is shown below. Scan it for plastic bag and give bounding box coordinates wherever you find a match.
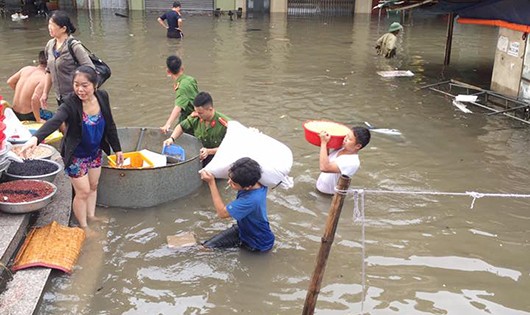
[4,108,32,142]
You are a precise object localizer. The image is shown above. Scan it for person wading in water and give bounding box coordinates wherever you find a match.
[157,1,184,39]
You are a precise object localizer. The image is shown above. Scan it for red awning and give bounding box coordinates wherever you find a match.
[458,18,530,33]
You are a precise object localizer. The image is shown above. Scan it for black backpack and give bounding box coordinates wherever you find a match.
[67,38,111,88]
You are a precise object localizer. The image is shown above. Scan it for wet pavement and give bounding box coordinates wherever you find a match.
[0,152,71,315]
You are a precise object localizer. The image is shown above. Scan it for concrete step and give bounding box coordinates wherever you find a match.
[0,153,72,315]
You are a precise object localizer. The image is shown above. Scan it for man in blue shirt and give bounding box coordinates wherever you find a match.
[157,1,183,39]
[200,157,275,252]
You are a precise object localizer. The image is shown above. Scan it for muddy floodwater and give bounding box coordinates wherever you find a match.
[1,9,529,315]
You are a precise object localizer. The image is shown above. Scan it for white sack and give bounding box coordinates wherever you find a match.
[203,121,294,189]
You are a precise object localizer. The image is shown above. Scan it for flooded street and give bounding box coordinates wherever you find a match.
[1,10,530,314]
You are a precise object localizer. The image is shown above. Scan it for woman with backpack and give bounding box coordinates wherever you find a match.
[40,10,94,109]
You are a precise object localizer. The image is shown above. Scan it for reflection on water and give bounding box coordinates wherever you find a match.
[1,9,530,314]
[366,255,522,281]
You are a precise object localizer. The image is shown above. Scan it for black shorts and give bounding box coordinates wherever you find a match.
[202,224,259,251]
[167,30,183,39]
[14,111,36,121]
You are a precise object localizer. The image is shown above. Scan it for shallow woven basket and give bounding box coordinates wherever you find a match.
[12,221,85,274]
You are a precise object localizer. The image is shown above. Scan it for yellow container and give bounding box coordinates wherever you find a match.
[22,121,63,145]
[107,151,154,168]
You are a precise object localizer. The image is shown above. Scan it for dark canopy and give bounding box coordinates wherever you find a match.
[433,0,530,27]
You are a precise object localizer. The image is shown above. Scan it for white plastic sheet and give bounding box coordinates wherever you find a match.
[140,149,167,167]
[455,95,478,102]
[4,108,32,142]
[377,70,414,77]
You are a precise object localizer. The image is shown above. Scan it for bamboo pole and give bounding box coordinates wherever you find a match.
[302,175,351,315]
[444,12,455,66]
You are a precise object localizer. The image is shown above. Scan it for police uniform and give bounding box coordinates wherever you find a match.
[173,74,198,124]
[180,111,230,149]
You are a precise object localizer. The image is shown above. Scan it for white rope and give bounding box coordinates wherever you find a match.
[353,190,359,220]
[343,187,530,312]
[350,190,367,311]
[336,188,530,209]
[359,190,366,313]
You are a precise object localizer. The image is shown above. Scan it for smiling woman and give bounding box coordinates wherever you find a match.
[19,66,123,230]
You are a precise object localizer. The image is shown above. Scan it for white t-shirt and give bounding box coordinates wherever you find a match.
[316,149,360,195]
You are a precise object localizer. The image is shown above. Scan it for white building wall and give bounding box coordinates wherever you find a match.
[491,28,526,99]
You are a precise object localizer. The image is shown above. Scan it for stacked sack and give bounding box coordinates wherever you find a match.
[203,121,294,189]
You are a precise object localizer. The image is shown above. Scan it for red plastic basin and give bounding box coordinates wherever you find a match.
[303,120,351,149]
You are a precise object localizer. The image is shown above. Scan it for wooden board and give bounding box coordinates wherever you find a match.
[167,232,197,248]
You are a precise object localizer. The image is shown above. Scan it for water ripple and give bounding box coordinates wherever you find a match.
[367,255,521,281]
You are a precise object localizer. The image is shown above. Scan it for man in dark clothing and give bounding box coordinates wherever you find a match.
[157,1,183,39]
[35,0,49,16]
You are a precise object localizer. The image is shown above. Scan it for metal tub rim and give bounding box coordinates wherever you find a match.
[97,127,203,208]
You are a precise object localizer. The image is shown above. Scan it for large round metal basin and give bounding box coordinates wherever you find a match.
[0,180,57,214]
[97,127,202,208]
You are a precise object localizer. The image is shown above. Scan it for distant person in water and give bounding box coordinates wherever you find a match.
[35,0,50,16]
[375,22,403,58]
[158,1,183,39]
